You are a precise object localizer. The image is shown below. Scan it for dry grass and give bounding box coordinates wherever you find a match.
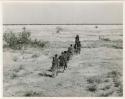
[3,25,123,97]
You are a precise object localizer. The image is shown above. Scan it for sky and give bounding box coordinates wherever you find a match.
[3,2,123,24]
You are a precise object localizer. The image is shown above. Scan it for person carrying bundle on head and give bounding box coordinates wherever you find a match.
[68,44,74,58]
[75,35,79,43]
[67,46,71,60]
[64,51,69,62]
[74,43,77,54]
[59,52,64,69]
[59,51,67,72]
[63,51,68,70]
[77,41,81,54]
[66,50,70,62]
[50,56,55,71]
[75,35,81,54]
[52,54,59,78]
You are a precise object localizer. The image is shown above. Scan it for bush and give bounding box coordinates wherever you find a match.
[111,45,122,49]
[3,28,48,50]
[87,77,101,84]
[87,78,94,84]
[3,32,19,49]
[3,30,31,49]
[24,91,41,97]
[107,70,118,78]
[18,31,31,44]
[10,73,18,79]
[95,26,98,29]
[56,26,62,33]
[101,38,111,41]
[86,85,97,92]
[30,39,48,48]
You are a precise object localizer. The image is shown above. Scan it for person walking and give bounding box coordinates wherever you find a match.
[68,44,74,59]
[77,41,81,54]
[52,54,59,78]
[63,51,68,70]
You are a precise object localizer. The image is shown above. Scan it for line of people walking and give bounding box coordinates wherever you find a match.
[50,35,81,78]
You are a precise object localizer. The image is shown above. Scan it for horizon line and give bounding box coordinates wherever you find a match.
[3,23,123,25]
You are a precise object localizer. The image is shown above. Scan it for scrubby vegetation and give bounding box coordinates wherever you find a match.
[3,30,31,49]
[101,38,111,41]
[56,26,63,33]
[87,84,97,92]
[85,70,123,97]
[3,25,123,97]
[30,39,48,48]
[24,91,41,97]
[3,28,48,50]
[95,26,98,29]
[111,45,123,49]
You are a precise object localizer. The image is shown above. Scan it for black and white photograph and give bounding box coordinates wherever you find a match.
[2,1,123,97]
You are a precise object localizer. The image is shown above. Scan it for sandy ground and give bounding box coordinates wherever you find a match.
[3,25,123,97]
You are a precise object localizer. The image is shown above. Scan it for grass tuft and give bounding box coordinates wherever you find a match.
[86,85,97,92]
[111,45,122,49]
[24,91,41,97]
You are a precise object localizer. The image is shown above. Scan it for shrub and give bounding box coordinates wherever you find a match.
[95,26,98,28]
[56,26,62,33]
[3,30,31,49]
[111,45,122,49]
[117,83,123,96]
[30,39,48,48]
[24,91,41,97]
[101,85,110,91]
[13,56,18,61]
[3,32,19,49]
[32,53,39,58]
[18,31,31,44]
[87,77,101,84]
[99,91,113,97]
[3,28,48,49]
[87,85,97,92]
[107,70,118,78]
[10,73,18,79]
[101,38,111,41]
[87,78,94,84]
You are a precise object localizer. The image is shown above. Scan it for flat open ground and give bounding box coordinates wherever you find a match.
[3,25,123,97]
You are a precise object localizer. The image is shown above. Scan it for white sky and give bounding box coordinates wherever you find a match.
[3,2,123,24]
